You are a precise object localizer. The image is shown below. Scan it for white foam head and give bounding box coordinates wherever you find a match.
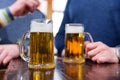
[30,19,53,32]
[65,23,84,33]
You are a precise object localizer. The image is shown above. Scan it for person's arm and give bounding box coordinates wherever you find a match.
[0,0,39,27]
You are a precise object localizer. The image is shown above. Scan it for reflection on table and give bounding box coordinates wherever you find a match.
[0,57,120,80]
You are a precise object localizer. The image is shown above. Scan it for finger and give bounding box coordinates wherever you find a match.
[62,49,65,57]
[84,41,90,47]
[97,57,109,63]
[29,0,39,12]
[26,0,39,12]
[87,46,103,58]
[26,2,34,12]
[32,0,40,8]
[3,56,12,65]
[86,42,104,50]
[97,56,119,63]
[0,50,7,64]
[84,41,91,57]
[0,47,3,55]
[85,42,97,56]
[97,56,113,63]
[22,10,30,16]
[91,52,114,63]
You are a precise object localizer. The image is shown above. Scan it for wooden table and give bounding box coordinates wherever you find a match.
[0,57,120,80]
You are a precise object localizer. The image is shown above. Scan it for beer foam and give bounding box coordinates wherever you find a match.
[30,20,53,32]
[65,24,84,33]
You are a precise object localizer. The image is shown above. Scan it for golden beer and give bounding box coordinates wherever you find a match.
[29,32,55,69]
[63,24,85,64]
[64,33,85,64]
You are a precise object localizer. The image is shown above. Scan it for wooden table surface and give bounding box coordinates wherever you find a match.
[0,57,120,80]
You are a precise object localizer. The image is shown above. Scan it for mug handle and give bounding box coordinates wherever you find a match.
[84,32,94,58]
[84,32,94,42]
[19,31,30,62]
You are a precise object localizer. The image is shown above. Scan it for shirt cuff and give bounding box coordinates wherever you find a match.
[0,8,14,27]
[6,8,14,21]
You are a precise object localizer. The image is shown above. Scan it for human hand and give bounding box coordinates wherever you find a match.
[62,49,65,57]
[0,44,19,65]
[84,41,119,63]
[9,0,40,16]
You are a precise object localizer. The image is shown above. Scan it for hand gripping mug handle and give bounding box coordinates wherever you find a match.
[19,31,30,62]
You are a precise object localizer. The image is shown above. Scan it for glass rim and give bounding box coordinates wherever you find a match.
[30,18,53,32]
[65,23,84,33]
[31,18,52,24]
[66,23,84,27]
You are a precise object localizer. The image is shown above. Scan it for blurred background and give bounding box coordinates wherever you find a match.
[39,0,67,36]
[52,0,67,36]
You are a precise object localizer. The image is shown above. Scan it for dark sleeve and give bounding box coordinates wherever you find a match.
[55,0,71,57]
[113,9,120,47]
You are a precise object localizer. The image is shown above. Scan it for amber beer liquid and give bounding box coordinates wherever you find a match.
[63,24,85,64]
[28,19,55,70]
[29,32,54,69]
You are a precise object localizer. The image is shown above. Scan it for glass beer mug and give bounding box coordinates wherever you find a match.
[20,19,55,70]
[63,23,93,64]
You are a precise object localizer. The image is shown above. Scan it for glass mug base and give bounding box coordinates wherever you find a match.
[63,58,85,64]
[28,63,55,70]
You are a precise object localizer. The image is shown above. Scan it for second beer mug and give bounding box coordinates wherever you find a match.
[63,23,93,64]
[20,19,55,70]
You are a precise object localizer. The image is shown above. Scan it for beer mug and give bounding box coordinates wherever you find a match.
[20,19,55,70]
[63,23,93,64]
